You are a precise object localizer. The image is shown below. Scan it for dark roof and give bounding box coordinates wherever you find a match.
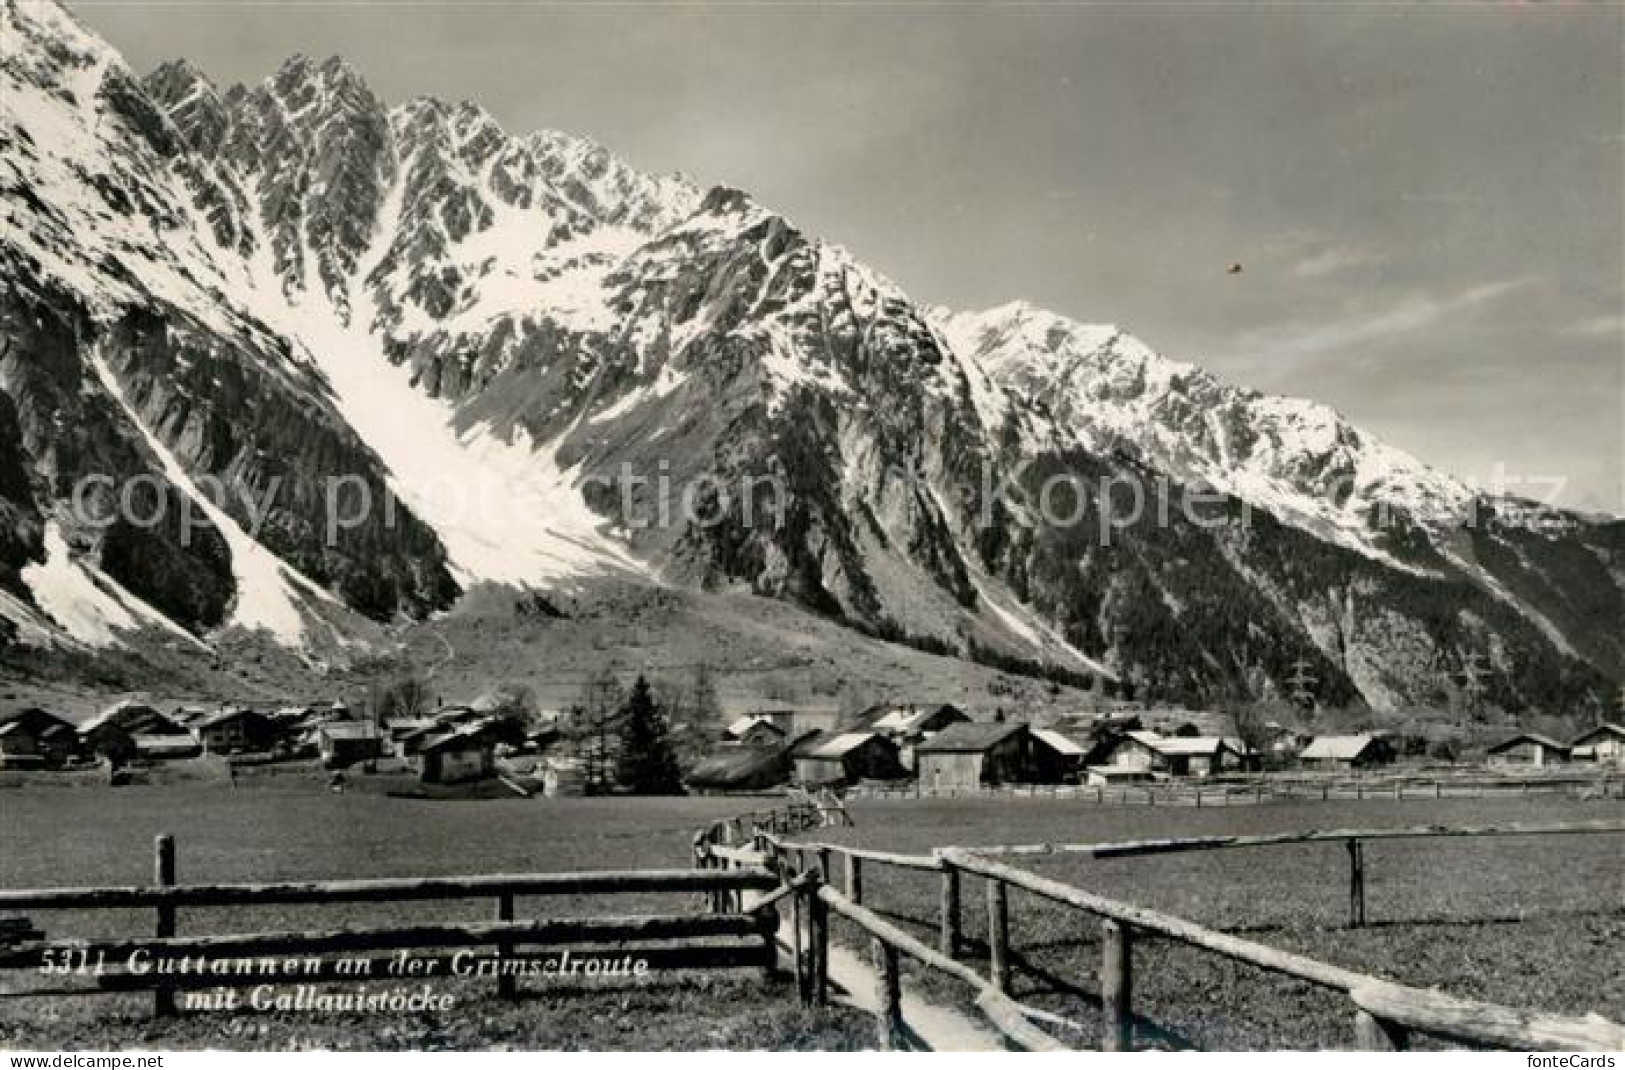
[686,745,789,788]
[794,730,889,759]
[849,703,967,732]
[192,708,271,730]
[422,726,497,755]
[1487,731,1570,754]
[1571,722,1625,746]
[0,707,74,732]
[915,721,1026,754]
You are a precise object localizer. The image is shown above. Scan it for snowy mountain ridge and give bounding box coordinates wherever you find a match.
[2,0,1618,712]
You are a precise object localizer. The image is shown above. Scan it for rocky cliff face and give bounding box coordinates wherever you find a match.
[1,0,1617,712]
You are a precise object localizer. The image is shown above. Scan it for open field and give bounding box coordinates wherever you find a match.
[797,795,1625,1049]
[0,787,879,1048]
[2,785,1621,1049]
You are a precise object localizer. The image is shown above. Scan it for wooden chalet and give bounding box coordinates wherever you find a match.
[792,731,903,786]
[724,715,789,748]
[1486,731,1570,767]
[1298,733,1396,770]
[915,722,1045,791]
[191,708,280,755]
[317,722,384,768]
[1570,723,1625,766]
[0,708,78,768]
[419,725,497,785]
[78,701,186,762]
[687,744,795,794]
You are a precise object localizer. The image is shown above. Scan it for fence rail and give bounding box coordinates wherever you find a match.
[0,834,783,1015]
[0,868,777,911]
[849,772,1625,805]
[697,804,1625,1051]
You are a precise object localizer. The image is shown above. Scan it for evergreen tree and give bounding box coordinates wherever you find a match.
[615,675,683,795]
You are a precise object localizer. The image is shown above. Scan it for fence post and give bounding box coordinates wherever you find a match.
[791,884,809,1005]
[1346,839,1366,928]
[496,892,517,999]
[872,937,904,1050]
[1353,1009,1408,1050]
[987,877,1010,993]
[939,861,962,958]
[757,904,781,982]
[810,886,829,1007]
[846,855,863,906]
[153,833,176,1018]
[818,848,832,883]
[1101,918,1132,1052]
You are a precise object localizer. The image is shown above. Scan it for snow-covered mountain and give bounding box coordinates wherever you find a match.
[2,0,1619,712]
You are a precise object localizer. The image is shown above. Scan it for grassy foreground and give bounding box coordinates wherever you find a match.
[809,794,1625,1049]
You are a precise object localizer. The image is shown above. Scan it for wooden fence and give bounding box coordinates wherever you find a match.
[0,833,781,1016]
[696,814,1625,1050]
[850,771,1625,805]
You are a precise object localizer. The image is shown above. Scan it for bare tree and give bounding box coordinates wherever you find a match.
[373,676,432,723]
[573,670,623,796]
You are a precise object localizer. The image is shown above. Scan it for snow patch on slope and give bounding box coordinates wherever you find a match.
[276,255,650,588]
[20,522,206,649]
[86,348,328,644]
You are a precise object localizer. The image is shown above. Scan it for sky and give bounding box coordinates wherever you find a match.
[81,0,1623,514]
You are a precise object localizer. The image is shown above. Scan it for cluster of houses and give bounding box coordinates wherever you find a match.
[1484,724,1625,768]
[684,706,1625,794]
[0,696,563,787]
[5,692,1621,798]
[686,705,1262,794]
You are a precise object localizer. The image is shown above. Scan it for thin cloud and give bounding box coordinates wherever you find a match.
[1562,313,1625,339]
[1218,277,1536,371]
[1291,245,1384,280]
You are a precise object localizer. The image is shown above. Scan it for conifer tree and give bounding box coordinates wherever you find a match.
[615,675,683,794]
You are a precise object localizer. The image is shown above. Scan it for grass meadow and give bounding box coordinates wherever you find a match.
[814,794,1625,1049]
[0,783,1619,1048]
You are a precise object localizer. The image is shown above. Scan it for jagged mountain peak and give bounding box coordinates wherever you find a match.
[145,57,215,94]
[270,52,371,95]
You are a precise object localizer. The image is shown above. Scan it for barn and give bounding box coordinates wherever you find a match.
[1299,734,1396,770]
[78,701,185,763]
[191,708,279,755]
[686,744,795,794]
[1095,731,1168,773]
[317,722,384,768]
[0,708,78,768]
[863,703,971,739]
[419,726,497,784]
[1152,736,1244,778]
[1030,727,1090,781]
[387,718,440,756]
[724,715,789,748]
[1486,731,1570,767]
[792,731,903,786]
[1570,723,1625,766]
[915,722,1038,791]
